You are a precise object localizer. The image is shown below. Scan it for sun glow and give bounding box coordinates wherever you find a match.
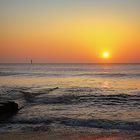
[102,52,110,59]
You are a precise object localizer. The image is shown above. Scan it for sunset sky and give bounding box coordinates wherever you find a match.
[0,0,140,63]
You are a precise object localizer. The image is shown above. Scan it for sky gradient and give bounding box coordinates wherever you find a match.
[0,0,140,63]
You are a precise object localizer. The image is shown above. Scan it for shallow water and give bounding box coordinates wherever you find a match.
[0,64,140,133]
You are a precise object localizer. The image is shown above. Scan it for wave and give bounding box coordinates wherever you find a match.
[59,117,140,131]
[0,72,21,76]
[1,85,140,106]
[30,93,140,106]
[2,88,139,106]
[76,73,140,78]
[6,117,140,131]
[0,71,63,77]
[1,70,140,78]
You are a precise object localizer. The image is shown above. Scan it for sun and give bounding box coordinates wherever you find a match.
[102,51,110,59]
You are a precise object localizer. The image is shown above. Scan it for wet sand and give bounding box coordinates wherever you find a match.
[0,132,139,140]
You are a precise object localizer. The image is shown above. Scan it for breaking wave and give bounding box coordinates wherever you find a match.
[4,117,140,131]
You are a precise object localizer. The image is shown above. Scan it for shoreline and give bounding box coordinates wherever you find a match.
[0,132,140,140]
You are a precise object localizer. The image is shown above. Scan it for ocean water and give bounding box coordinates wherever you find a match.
[0,64,140,133]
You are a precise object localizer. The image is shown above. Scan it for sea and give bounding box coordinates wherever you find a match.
[0,63,140,134]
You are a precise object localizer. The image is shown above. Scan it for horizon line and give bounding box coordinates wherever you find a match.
[0,62,140,65]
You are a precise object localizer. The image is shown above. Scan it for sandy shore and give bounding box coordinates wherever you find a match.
[0,132,140,140]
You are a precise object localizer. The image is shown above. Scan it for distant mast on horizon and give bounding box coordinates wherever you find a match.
[31,60,33,64]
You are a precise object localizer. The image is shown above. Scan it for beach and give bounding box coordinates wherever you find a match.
[0,132,140,140]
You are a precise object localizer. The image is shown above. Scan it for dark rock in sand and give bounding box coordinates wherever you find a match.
[0,101,19,121]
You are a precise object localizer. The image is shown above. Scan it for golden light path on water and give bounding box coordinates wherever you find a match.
[0,76,140,92]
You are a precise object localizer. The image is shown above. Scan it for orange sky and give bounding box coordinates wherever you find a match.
[0,0,140,63]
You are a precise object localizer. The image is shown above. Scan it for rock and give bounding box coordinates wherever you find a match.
[49,87,59,91]
[0,101,19,116]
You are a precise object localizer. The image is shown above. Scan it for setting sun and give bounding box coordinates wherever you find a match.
[102,52,110,59]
